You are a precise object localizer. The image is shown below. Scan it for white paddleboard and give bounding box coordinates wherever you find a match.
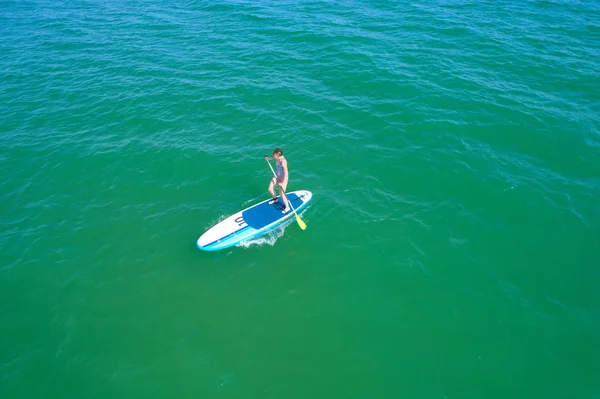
[197,190,312,251]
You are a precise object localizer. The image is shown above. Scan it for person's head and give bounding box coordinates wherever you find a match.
[272,148,283,160]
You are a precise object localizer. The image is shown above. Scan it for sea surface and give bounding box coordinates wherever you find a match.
[1,1,599,397]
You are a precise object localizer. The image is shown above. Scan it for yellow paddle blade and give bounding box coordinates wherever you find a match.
[296,214,307,230]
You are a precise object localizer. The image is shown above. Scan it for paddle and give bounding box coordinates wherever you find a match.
[265,158,307,230]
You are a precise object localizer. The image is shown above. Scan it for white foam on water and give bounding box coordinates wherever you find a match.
[237,217,295,249]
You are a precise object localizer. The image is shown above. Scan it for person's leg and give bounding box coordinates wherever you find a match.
[268,177,278,204]
[279,181,290,213]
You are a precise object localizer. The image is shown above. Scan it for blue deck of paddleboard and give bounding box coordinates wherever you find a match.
[197,191,311,251]
[242,192,304,230]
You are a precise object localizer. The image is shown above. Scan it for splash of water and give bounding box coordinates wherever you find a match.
[237,217,295,249]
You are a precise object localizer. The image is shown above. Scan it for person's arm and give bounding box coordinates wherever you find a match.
[264,155,273,161]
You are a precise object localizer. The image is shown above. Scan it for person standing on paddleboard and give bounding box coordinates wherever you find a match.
[264,148,290,214]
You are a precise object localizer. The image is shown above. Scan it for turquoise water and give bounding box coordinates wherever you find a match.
[1,0,599,397]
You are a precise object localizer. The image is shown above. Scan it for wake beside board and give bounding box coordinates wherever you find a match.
[197,190,312,251]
